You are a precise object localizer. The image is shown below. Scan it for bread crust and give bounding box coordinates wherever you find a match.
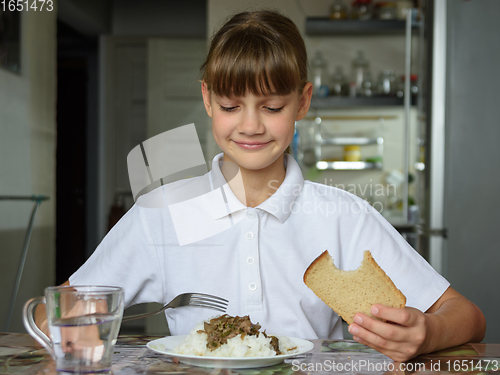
[303,250,406,324]
[303,250,331,282]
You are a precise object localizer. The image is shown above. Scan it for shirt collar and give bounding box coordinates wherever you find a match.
[208,153,304,223]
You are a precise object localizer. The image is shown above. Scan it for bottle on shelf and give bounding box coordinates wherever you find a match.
[362,71,374,97]
[349,82,357,98]
[377,69,397,96]
[396,75,405,98]
[396,74,419,99]
[330,0,348,19]
[351,0,374,20]
[395,0,415,20]
[329,65,348,96]
[351,50,371,96]
[311,51,329,98]
[375,1,398,20]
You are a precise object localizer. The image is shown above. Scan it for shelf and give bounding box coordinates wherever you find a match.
[316,161,383,171]
[318,136,383,146]
[305,18,420,36]
[310,96,416,109]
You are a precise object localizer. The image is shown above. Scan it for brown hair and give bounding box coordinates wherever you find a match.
[201,10,308,97]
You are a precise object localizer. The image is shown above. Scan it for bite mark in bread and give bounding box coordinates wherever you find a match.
[303,250,406,324]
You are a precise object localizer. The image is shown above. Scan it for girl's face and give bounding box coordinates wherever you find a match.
[202,82,312,172]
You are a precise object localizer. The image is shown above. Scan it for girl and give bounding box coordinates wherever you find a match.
[39,10,484,362]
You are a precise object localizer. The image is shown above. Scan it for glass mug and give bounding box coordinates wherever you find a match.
[23,285,124,374]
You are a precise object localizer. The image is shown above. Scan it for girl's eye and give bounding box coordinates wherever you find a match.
[220,105,237,112]
[265,106,285,113]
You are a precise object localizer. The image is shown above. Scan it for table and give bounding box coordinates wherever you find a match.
[1,332,499,374]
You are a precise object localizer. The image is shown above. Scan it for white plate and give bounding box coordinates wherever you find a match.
[146,335,314,369]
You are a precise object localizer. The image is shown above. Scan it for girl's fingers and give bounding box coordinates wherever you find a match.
[348,319,403,352]
[370,305,418,327]
[350,313,406,344]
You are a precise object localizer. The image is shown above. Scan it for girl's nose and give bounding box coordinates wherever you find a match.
[237,110,265,135]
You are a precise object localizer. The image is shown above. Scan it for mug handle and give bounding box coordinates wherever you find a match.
[23,297,55,358]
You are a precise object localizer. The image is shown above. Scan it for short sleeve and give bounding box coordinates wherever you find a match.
[342,200,450,312]
[69,204,165,307]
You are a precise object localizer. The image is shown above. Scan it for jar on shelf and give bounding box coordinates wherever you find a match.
[377,69,397,96]
[349,82,357,98]
[408,74,419,95]
[397,74,419,98]
[396,75,404,98]
[351,0,374,20]
[351,50,370,95]
[396,0,415,20]
[311,51,329,98]
[362,71,374,97]
[330,0,348,19]
[375,1,398,20]
[329,65,348,96]
[344,145,362,161]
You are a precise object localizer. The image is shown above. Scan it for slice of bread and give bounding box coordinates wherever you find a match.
[303,250,406,324]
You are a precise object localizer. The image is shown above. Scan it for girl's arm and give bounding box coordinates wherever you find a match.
[347,286,486,362]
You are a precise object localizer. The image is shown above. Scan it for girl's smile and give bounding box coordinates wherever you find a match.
[232,140,272,150]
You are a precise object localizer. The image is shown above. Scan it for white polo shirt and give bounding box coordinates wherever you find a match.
[70,153,449,339]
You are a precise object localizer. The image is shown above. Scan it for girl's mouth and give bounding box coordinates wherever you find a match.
[233,140,272,150]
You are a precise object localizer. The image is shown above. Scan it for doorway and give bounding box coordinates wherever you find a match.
[55,20,98,284]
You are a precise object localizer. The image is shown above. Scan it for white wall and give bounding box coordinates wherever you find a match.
[0,8,57,332]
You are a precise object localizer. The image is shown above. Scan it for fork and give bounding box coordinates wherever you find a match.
[121,293,228,322]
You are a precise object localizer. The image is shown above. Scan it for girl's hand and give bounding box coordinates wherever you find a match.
[60,298,107,361]
[348,305,431,362]
[347,287,485,362]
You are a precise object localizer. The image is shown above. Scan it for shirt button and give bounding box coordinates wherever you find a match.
[246,232,254,240]
[246,257,255,265]
[249,282,257,291]
[247,210,256,219]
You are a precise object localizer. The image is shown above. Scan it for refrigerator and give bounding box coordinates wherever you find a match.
[421,0,500,342]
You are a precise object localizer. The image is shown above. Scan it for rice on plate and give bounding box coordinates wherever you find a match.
[173,315,298,358]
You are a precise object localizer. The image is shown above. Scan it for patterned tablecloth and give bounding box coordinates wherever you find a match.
[1,333,499,374]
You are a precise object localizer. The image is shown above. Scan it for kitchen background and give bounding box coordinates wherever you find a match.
[1,0,499,342]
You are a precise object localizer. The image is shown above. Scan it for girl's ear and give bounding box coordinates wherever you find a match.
[201,81,213,118]
[296,82,313,122]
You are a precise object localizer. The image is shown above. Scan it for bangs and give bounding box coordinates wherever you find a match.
[203,28,303,97]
